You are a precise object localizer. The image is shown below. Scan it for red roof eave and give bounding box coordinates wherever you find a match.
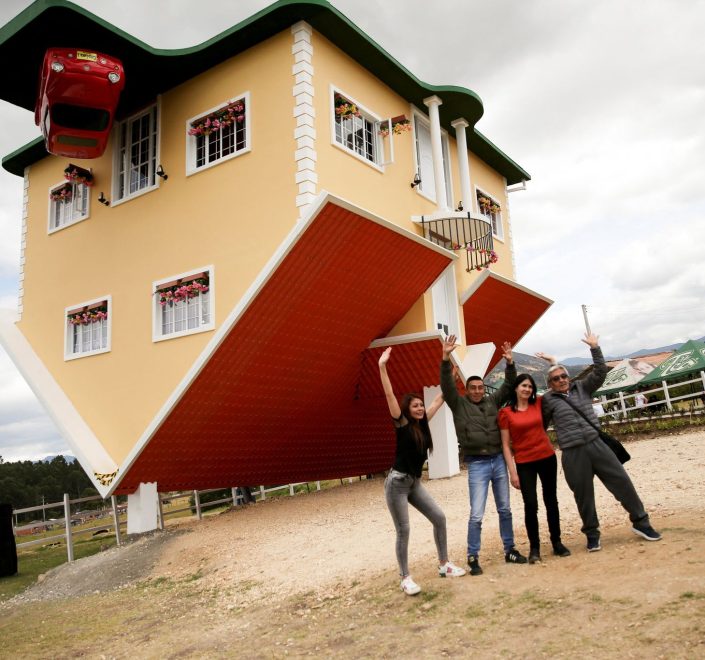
[461,270,552,372]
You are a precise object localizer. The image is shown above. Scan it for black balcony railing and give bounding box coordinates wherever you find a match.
[420,213,497,272]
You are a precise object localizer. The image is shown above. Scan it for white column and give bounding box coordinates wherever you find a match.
[425,385,460,479]
[423,95,449,212]
[451,118,472,212]
[127,482,159,534]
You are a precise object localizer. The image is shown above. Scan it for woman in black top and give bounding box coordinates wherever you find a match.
[378,347,466,596]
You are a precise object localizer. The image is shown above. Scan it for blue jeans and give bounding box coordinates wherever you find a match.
[466,454,515,556]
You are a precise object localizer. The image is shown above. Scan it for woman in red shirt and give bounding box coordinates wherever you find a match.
[499,374,571,564]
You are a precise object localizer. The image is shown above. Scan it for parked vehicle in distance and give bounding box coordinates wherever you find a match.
[34,47,125,159]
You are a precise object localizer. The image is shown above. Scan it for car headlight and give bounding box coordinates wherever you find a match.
[108,72,121,84]
[51,61,65,73]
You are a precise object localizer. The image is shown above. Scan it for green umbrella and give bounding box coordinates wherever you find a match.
[595,357,656,395]
[638,339,705,385]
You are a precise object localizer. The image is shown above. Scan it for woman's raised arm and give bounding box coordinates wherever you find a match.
[378,347,402,419]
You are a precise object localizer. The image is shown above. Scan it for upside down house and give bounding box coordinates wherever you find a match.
[0,0,551,531]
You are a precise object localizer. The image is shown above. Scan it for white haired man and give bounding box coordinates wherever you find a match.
[540,333,661,552]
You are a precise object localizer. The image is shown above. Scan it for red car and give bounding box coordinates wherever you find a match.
[35,48,125,159]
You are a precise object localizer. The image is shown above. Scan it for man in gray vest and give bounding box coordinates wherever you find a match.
[541,333,661,551]
[441,334,526,575]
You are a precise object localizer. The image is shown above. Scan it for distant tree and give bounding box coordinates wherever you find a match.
[0,454,95,518]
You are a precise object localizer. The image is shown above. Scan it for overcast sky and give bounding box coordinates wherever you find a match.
[1,0,703,460]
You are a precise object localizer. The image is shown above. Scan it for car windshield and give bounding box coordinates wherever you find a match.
[51,104,110,131]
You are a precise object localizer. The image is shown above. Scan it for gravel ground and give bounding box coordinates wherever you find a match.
[8,429,704,608]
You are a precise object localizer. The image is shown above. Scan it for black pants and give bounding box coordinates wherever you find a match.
[561,439,648,539]
[516,454,562,550]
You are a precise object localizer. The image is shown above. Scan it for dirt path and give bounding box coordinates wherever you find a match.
[1,431,704,658]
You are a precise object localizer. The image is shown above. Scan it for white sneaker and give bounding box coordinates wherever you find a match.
[439,561,466,578]
[400,576,421,596]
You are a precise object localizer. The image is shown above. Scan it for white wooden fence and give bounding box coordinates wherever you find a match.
[598,370,705,419]
[12,477,368,564]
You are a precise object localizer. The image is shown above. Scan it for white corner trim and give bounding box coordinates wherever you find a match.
[292,22,316,216]
[368,330,445,349]
[0,309,118,496]
[18,169,29,319]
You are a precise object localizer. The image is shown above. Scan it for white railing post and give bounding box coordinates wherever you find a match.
[663,380,673,410]
[289,484,295,496]
[316,481,321,491]
[618,391,626,417]
[231,487,239,506]
[259,485,266,501]
[64,493,74,563]
[700,371,705,399]
[193,490,202,520]
[111,495,122,547]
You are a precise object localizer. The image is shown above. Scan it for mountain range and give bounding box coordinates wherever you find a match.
[555,336,705,366]
[486,336,704,389]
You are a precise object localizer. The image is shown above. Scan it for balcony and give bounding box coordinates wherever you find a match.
[415,212,496,272]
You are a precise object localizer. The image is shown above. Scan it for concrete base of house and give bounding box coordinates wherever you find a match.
[426,385,460,479]
[127,482,160,534]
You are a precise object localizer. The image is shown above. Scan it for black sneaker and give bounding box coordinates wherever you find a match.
[552,542,571,557]
[632,522,662,542]
[528,548,541,564]
[467,554,483,576]
[586,537,601,552]
[505,547,528,564]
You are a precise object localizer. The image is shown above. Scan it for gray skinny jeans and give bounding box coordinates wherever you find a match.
[384,469,447,577]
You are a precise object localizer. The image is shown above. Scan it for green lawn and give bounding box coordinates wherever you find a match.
[0,534,118,602]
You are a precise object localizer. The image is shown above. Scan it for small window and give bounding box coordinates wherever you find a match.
[153,267,214,342]
[48,180,90,232]
[477,190,503,240]
[332,91,380,166]
[114,104,159,202]
[65,297,111,360]
[52,104,110,131]
[187,95,250,173]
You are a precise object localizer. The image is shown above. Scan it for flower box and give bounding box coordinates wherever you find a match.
[68,306,108,326]
[50,182,73,202]
[334,93,361,119]
[64,164,94,186]
[378,114,412,137]
[157,277,210,307]
[188,100,245,137]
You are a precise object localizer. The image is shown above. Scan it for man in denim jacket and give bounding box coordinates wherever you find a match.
[441,335,526,575]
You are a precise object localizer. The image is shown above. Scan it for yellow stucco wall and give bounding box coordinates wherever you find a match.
[17,25,515,465]
[19,31,300,462]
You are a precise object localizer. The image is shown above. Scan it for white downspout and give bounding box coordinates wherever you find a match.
[451,118,472,213]
[423,95,449,212]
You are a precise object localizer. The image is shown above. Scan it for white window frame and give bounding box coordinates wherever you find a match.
[186,92,251,176]
[152,265,215,342]
[475,187,504,240]
[64,295,111,361]
[112,102,160,205]
[47,180,90,234]
[330,86,383,171]
[412,110,453,208]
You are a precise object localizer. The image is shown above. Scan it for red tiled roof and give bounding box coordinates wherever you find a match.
[461,271,552,373]
[114,198,453,494]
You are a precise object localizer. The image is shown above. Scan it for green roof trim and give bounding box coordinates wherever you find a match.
[1,0,529,183]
